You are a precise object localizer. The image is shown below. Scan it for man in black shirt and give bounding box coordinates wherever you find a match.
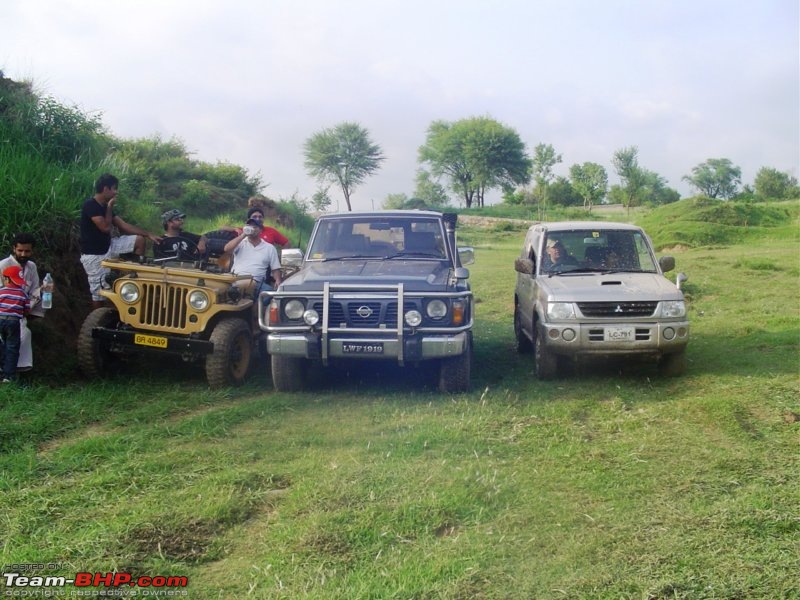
[154,209,207,260]
[79,173,162,309]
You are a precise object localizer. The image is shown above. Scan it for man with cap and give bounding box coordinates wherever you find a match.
[0,265,31,383]
[153,209,207,260]
[223,217,282,297]
[543,237,578,271]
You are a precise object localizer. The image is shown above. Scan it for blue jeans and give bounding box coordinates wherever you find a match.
[0,317,22,380]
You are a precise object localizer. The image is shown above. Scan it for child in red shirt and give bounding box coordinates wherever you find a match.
[0,266,31,382]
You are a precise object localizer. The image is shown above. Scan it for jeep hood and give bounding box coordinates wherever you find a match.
[281,260,456,292]
[542,272,684,302]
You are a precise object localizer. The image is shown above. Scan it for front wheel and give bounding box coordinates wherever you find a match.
[534,323,558,380]
[658,349,687,377]
[205,319,252,388]
[271,355,308,392]
[77,307,121,379]
[438,333,472,393]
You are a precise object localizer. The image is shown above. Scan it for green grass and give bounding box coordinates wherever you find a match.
[1,210,798,598]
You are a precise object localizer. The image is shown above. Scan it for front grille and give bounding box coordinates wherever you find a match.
[312,300,420,328]
[138,283,188,329]
[577,301,657,318]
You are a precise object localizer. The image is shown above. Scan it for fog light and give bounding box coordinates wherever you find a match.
[678,327,688,337]
[548,328,560,339]
[562,328,576,342]
[304,309,320,326]
[663,327,675,340]
[405,310,423,327]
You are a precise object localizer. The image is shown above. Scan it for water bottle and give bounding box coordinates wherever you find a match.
[41,273,53,309]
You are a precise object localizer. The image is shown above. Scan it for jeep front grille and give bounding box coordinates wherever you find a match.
[312,300,419,328]
[577,301,657,318]
[138,283,188,329]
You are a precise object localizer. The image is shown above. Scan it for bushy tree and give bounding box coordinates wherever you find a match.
[531,143,562,216]
[612,146,647,210]
[303,122,384,211]
[569,162,608,211]
[413,170,451,209]
[754,167,799,200]
[418,116,530,208]
[683,158,741,199]
[547,176,582,207]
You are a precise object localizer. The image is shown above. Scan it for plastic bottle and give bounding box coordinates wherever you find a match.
[41,273,53,309]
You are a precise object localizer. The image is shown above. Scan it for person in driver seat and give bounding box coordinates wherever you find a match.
[154,209,207,259]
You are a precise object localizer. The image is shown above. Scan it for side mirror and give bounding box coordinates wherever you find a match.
[454,267,470,280]
[676,272,688,290]
[458,246,475,266]
[281,248,303,269]
[659,255,676,273]
[514,257,534,275]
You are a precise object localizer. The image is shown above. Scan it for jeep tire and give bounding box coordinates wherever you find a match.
[205,318,252,388]
[77,307,122,379]
[438,332,472,393]
[271,355,307,392]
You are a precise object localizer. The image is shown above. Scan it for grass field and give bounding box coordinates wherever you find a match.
[1,204,798,599]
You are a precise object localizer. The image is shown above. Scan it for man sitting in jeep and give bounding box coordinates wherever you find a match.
[224,218,282,298]
[154,209,207,260]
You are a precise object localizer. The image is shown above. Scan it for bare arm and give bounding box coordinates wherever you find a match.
[113,215,161,243]
[223,232,246,254]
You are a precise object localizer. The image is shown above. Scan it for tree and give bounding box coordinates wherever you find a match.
[547,176,582,207]
[640,169,680,205]
[413,170,451,209]
[569,162,608,211]
[682,158,741,199]
[303,122,384,211]
[418,117,530,208]
[531,143,562,217]
[754,167,799,200]
[612,146,646,211]
[311,186,332,212]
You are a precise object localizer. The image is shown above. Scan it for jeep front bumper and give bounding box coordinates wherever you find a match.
[540,320,689,357]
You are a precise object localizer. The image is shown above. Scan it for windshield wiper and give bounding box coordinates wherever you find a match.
[387,251,444,259]
[319,254,381,262]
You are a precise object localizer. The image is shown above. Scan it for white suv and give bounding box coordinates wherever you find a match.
[513,221,689,378]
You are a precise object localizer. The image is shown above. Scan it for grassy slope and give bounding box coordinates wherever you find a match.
[1,203,798,599]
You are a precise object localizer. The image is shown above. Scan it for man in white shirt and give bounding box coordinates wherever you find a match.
[224,218,282,297]
[0,233,47,372]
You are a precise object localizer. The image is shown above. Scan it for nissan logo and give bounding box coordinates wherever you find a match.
[356,305,373,318]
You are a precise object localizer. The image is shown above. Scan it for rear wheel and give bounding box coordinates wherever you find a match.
[271,355,308,392]
[438,333,472,393]
[77,307,121,379]
[658,349,687,377]
[514,305,532,354]
[534,323,558,380]
[205,319,252,388]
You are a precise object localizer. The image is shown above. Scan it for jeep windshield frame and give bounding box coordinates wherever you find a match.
[305,215,450,263]
[539,228,659,276]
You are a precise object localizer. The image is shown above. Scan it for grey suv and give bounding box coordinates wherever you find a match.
[259,211,475,392]
[514,221,689,378]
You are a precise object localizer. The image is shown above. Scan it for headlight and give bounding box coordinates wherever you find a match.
[188,290,210,311]
[404,310,423,327]
[303,309,320,326]
[426,299,448,319]
[547,302,575,320]
[284,299,305,320]
[120,282,139,303]
[661,300,686,318]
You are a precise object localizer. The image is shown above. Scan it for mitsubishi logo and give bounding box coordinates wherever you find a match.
[356,305,373,318]
[614,305,624,313]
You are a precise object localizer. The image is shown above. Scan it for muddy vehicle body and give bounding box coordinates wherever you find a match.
[514,221,689,378]
[77,234,263,388]
[259,211,475,393]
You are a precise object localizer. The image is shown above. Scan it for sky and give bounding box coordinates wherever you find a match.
[3,0,798,211]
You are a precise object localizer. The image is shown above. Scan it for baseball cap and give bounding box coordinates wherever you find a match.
[245,218,263,228]
[3,265,25,287]
[546,238,563,248]
[161,209,186,226]
[247,206,265,219]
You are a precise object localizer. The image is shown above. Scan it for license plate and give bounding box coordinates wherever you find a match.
[134,333,168,348]
[342,342,384,354]
[604,327,635,342]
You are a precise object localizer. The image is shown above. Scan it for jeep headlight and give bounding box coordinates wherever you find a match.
[426,299,448,319]
[404,310,423,327]
[547,302,576,320]
[120,282,139,304]
[284,299,305,320]
[188,290,210,311]
[660,300,686,318]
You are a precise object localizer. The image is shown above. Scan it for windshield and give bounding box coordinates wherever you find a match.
[540,229,658,275]
[306,217,448,261]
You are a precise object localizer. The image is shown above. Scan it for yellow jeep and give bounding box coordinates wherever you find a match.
[77,238,261,388]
